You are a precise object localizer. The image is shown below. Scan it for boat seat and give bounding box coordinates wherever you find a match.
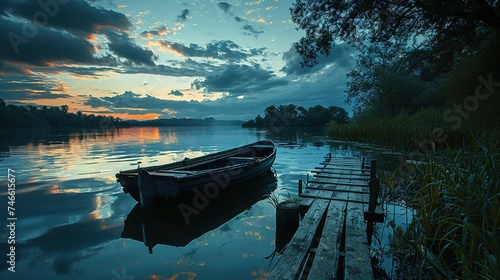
[147,171,192,178]
[156,170,198,174]
[250,144,275,149]
[227,157,255,162]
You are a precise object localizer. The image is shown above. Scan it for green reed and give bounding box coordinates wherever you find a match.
[383,140,500,279]
[325,109,499,151]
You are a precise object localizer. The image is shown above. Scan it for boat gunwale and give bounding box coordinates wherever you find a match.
[117,140,276,177]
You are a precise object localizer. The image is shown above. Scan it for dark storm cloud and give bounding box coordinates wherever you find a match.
[0,61,27,75]
[217,2,232,13]
[0,0,131,68]
[116,63,203,77]
[191,64,288,94]
[169,90,184,97]
[84,95,112,108]
[177,9,189,22]
[0,17,96,66]
[281,43,355,76]
[156,40,265,61]
[81,90,252,119]
[4,0,130,34]
[106,32,156,66]
[140,26,169,38]
[0,74,72,100]
[0,1,10,16]
[102,91,163,109]
[55,65,117,77]
[81,68,351,119]
[242,24,263,37]
[83,91,200,116]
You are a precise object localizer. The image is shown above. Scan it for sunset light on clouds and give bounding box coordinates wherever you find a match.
[1,0,355,120]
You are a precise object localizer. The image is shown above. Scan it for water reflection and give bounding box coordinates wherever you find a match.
[122,171,277,253]
[0,126,403,279]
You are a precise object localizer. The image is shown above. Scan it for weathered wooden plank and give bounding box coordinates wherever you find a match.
[319,162,368,169]
[300,194,370,205]
[316,161,364,166]
[344,192,374,280]
[273,156,377,279]
[297,185,330,208]
[307,181,369,187]
[320,158,363,162]
[313,174,370,181]
[268,193,332,280]
[315,167,370,173]
[297,196,315,208]
[314,166,370,174]
[306,186,370,195]
[300,189,334,200]
[319,163,365,168]
[306,195,348,279]
[312,171,371,178]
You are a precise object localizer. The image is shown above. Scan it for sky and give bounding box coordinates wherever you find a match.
[0,0,356,120]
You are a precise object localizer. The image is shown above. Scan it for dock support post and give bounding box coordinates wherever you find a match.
[361,157,365,170]
[276,201,300,232]
[365,160,381,245]
[368,160,379,213]
[298,179,303,195]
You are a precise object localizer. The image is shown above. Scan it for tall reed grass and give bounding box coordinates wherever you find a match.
[326,108,500,278]
[382,140,500,279]
[325,109,499,151]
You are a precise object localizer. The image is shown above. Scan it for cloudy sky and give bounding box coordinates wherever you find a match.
[0,0,355,120]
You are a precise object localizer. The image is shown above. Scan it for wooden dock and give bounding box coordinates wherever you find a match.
[268,155,384,280]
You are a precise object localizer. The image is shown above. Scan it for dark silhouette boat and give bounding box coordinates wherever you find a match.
[116,140,276,208]
[120,171,277,253]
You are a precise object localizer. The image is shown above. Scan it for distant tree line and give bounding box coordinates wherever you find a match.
[0,99,119,130]
[121,117,244,127]
[0,100,244,130]
[242,104,349,128]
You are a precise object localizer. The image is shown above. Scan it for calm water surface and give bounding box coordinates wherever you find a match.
[0,126,377,280]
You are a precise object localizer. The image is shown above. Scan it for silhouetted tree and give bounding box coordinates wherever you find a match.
[242,104,350,127]
[290,0,500,68]
[0,101,121,129]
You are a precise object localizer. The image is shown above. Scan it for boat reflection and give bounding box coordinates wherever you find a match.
[121,170,278,254]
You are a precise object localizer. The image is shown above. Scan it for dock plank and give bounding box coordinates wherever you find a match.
[344,189,373,280]
[306,194,348,279]
[268,192,332,279]
[270,156,380,280]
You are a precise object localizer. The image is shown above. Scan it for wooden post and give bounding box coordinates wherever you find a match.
[275,226,296,254]
[368,160,379,213]
[276,201,300,231]
[369,160,376,183]
[361,157,365,170]
[366,160,380,245]
[298,180,303,195]
[327,152,332,162]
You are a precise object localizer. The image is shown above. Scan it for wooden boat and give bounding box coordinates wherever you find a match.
[116,140,276,208]
[121,171,277,253]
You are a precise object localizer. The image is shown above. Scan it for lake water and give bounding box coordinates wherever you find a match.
[0,126,395,280]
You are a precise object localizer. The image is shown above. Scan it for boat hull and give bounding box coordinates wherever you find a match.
[116,140,276,207]
[121,171,277,253]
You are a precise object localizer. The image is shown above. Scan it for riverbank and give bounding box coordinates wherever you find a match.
[326,109,500,152]
[325,112,500,279]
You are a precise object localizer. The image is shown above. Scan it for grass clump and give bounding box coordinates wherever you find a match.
[384,140,500,279]
[325,108,500,151]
